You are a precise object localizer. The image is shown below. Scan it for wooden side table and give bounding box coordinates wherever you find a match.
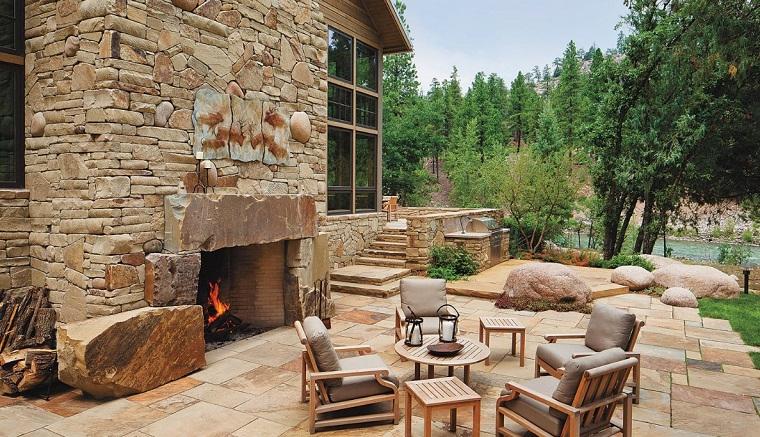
[404,377,481,436]
[479,317,526,366]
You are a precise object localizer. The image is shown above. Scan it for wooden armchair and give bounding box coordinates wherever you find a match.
[295,317,399,434]
[382,195,399,221]
[394,278,449,343]
[498,348,637,437]
[535,304,644,404]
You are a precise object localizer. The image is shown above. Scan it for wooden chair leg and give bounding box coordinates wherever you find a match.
[623,393,633,437]
[633,361,641,404]
[301,351,307,403]
[568,414,581,437]
[394,390,400,425]
[308,380,317,434]
[496,405,503,436]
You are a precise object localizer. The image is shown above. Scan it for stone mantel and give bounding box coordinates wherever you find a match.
[164,193,317,253]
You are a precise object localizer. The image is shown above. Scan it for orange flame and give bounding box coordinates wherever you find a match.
[207,281,229,324]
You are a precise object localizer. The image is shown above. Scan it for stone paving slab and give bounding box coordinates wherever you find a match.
[1,291,759,436]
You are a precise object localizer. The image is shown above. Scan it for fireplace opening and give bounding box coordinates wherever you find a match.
[196,241,286,346]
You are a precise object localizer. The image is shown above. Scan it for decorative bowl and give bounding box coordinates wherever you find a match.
[427,342,464,356]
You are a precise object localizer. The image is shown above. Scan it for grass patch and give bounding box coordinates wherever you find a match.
[636,285,666,297]
[495,294,592,314]
[699,294,760,369]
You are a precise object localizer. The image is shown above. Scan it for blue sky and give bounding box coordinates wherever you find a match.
[402,1,630,91]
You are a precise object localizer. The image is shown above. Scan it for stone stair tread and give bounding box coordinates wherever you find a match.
[370,241,407,250]
[376,234,408,242]
[330,265,411,285]
[330,279,401,298]
[355,257,407,267]
[362,248,406,257]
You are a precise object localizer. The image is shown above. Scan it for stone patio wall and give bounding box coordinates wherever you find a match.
[0,189,31,292]
[320,212,386,269]
[22,0,328,321]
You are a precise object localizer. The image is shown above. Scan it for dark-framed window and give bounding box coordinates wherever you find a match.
[326,26,381,215]
[356,41,378,91]
[0,0,23,188]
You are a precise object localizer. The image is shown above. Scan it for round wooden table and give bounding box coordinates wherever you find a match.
[394,336,490,386]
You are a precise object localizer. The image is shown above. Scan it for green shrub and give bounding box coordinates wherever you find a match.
[717,244,751,266]
[589,254,655,271]
[494,294,592,313]
[742,229,754,243]
[428,245,478,280]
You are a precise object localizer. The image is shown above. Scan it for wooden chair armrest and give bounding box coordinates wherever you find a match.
[571,351,640,359]
[310,367,389,381]
[543,333,586,343]
[396,307,405,323]
[334,345,373,355]
[505,382,579,415]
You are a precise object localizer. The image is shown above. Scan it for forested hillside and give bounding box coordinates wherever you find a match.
[383,0,760,260]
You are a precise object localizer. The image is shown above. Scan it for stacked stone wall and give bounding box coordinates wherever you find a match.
[23,0,328,320]
[320,212,385,269]
[0,190,31,291]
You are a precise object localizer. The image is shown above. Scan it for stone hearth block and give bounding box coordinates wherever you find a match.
[144,253,201,306]
[57,306,206,398]
[164,194,317,253]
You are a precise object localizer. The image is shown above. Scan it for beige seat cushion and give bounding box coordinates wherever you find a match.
[302,316,341,387]
[328,354,398,403]
[500,376,565,436]
[400,278,447,318]
[585,304,636,352]
[551,347,627,406]
[536,343,594,370]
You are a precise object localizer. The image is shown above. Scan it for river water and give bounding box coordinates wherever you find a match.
[565,233,760,264]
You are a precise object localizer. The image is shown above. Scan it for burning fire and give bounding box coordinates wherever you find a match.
[206,281,230,324]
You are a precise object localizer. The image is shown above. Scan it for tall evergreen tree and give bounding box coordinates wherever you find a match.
[554,41,583,156]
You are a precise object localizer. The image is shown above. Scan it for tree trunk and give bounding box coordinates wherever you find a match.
[634,191,654,253]
[615,197,637,255]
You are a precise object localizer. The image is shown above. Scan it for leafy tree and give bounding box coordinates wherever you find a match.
[507,71,531,152]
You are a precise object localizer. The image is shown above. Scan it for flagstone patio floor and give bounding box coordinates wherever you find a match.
[2,292,759,436]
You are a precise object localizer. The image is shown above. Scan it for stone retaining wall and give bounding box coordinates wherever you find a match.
[23,0,328,320]
[320,213,386,269]
[0,190,31,292]
[443,235,490,272]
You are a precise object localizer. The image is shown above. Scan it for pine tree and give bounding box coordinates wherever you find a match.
[554,40,583,157]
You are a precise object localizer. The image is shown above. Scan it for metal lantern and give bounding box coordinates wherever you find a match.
[404,306,424,347]
[437,304,460,343]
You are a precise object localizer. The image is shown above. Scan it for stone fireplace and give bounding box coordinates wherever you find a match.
[144,193,332,336]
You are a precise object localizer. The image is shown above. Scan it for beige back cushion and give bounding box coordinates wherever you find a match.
[302,316,342,386]
[400,278,447,318]
[551,347,627,407]
[584,304,636,352]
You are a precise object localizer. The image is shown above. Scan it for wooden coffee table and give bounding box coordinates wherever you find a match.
[394,337,490,386]
[405,377,480,436]
[479,316,526,366]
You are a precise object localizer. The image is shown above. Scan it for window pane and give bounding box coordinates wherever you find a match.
[355,190,376,211]
[0,64,18,185]
[355,134,376,189]
[0,0,17,53]
[356,93,377,129]
[328,127,352,188]
[356,41,378,90]
[328,28,352,82]
[328,191,351,212]
[328,83,352,123]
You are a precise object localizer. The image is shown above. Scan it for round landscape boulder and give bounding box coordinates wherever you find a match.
[653,264,740,299]
[610,265,654,291]
[660,287,698,308]
[503,262,592,304]
[640,254,682,270]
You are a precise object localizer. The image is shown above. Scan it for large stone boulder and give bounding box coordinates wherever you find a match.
[654,264,740,299]
[503,262,592,304]
[660,287,698,308]
[57,306,206,398]
[640,254,682,270]
[610,266,654,291]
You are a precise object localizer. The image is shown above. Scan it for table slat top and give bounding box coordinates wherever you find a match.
[394,337,490,366]
[480,316,525,330]
[405,377,480,406]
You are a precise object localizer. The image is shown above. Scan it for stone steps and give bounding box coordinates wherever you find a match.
[375,233,408,243]
[369,240,407,251]
[360,248,407,259]
[330,265,411,285]
[330,279,401,298]
[355,256,407,268]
